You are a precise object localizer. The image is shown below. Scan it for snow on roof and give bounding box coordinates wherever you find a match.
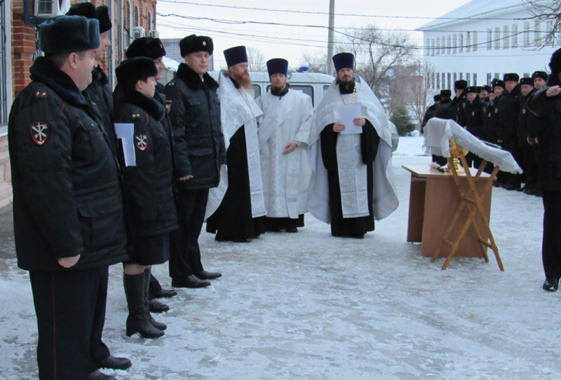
[417,0,549,30]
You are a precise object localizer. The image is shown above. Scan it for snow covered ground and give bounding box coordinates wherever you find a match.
[1,136,557,380]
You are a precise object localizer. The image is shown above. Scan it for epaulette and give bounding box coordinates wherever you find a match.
[166,81,175,87]
[34,91,48,99]
[131,113,141,119]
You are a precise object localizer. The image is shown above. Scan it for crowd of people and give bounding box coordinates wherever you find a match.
[8,4,400,380]
[9,3,561,379]
[420,59,561,295]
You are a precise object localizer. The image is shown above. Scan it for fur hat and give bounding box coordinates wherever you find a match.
[180,35,213,57]
[67,3,112,33]
[492,79,505,89]
[531,71,548,81]
[224,46,247,67]
[40,15,100,54]
[440,89,452,97]
[520,77,534,86]
[454,80,467,91]
[267,58,288,77]
[549,48,561,77]
[481,85,492,93]
[503,73,519,82]
[433,95,441,102]
[95,6,112,33]
[332,52,354,72]
[116,57,158,87]
[466,86,478,94]
[127,37,166,59]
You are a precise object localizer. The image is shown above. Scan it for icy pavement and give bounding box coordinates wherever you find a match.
[0,136,557,380]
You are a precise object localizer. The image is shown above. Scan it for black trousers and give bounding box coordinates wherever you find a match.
[169,189,208,279]
[30,266,110,380]
[542,190,561,279]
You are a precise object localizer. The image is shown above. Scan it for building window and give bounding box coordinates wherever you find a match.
[473,73,477,86]
[436,38,440,55]
[487,73,492,85]
[523,72,530,78]
[512,24,518,48]
[524,21,531,47]
[467,31,471,52]
[447,35,451,54]
[473,32,478,52]
[126,0,133,45]
[447,73,451,89]
[0,1,12,126]
[148,12,152,31]
[431,39,435,56]
[441,73,445,89]
[535,20,542,46]
[459,34,464,53]
[441,36,446,54]
[466,73,471,85]
[494,72,500,79]
[487,29,492,50]
[460,72,463,79]
[134,5,140,28]
[503,25,509,49]
[548,20,555,46]
[454,73,457,83]
[453,35,457,53]
[436,72,440,89]
[495,27,501,49]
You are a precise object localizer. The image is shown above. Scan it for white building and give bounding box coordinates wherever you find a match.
[418,0,559,92]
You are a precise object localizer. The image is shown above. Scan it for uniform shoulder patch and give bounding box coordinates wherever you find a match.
[165,100,172,114]
[34,91,48,99]
[30,122,49,145]
[167,81,175,87]
[135,133,148,151]
[131,113,141,119]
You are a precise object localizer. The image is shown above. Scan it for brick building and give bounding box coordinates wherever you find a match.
[0,0,159,207]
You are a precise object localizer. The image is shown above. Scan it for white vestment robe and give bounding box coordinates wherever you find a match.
[307,75,399,223]
[256,89,314,219]
[206,72,266,219]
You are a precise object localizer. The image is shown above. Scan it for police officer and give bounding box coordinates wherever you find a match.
[165,35,226,288]
[453,79,468,126]
[8,16,128,380]
[463,86,484,168]
[518,77,535,193]
[526,71,549,196]
[497,74,522,189]
[124,37,178,312]
[527,49,561,291]
[421,94,440,134]
[114,57,178,338]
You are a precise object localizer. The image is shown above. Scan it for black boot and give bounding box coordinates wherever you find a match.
[124,273,164,338]
[144,269,167,331]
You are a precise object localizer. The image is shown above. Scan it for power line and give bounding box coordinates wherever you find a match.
[157,0,541,22]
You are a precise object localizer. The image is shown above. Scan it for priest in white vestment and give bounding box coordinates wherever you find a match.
[308,53,398,238]
[205,46,267,242]
[256,58,314,233]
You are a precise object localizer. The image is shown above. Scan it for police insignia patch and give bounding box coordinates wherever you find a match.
[135,134,148,151]
[165,100,172,114]
[30,122,49,145]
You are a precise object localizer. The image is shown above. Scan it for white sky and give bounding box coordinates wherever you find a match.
[156,0,473,69]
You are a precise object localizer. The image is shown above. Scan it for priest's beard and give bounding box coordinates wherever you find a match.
[231,72,253,90]
[337,77,356,95]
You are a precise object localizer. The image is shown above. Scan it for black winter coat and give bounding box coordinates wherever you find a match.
[435,98,455,120]
[165,64,227,190]
[497,85,521,141]
[481,100,499,143]
[8,57,128,272]
[518,91,533,144]
[463,97,484,138]
[84,66,119,155]
[113,90,178,236]
[527,85,561,191]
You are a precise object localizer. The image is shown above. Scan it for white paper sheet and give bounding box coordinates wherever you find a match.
[114,123,136,167]
[339,104,363,134]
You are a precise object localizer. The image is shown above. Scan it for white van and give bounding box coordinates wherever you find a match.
[208,70,335,109]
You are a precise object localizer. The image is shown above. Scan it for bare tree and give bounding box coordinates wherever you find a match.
[407,61,437,128]
[523,0,561,48]
[300,51,329,73]
[337,25,418,103]
[247,46,267,71]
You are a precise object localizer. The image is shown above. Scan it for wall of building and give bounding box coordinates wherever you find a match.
[421,6,557,94]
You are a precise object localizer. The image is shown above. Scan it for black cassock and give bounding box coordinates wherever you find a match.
[206,126,265,241]
[320,120,380,238]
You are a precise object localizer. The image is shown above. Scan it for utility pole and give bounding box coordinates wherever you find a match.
[326,0,335,74]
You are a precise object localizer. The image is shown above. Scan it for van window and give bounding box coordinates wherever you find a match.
[266,84,315,105]
[323,85,330,93]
